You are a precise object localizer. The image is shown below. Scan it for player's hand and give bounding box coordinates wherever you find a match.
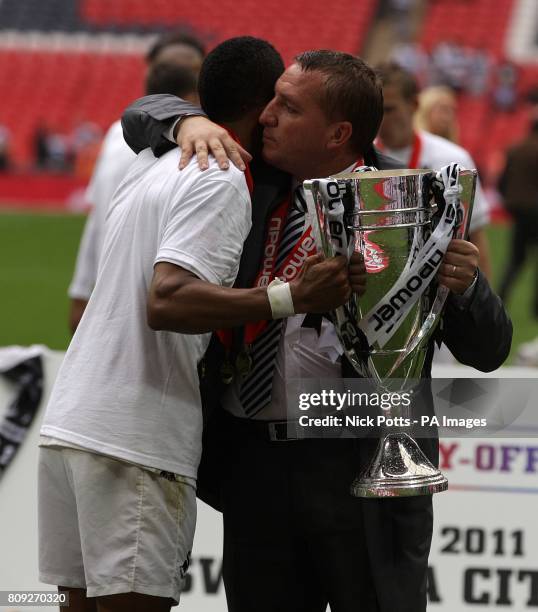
[437,239,479,295]
[176,116,252,171]
[290,254,352,313]
[349,252,367,297]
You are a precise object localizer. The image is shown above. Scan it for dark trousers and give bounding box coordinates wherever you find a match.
[499,210,538,317]
[217,413,432,612]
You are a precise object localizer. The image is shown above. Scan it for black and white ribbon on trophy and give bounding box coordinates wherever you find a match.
[318,163,464,354]
[0,346,44,478]
[317,179,364,356]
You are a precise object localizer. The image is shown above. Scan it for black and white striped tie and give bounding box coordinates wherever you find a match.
[239,187,307,416]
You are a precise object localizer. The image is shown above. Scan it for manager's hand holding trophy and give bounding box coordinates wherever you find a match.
[303,162,478,498]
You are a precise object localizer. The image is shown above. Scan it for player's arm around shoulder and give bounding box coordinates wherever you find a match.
[147,157,358,334]
[147,158,255,334]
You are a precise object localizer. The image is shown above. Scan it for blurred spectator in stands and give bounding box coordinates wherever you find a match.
[68,34,204,333]
[34,121,50,170]
[415,85,459,142]
[388,0,414,39]
[0,124,11,171]
[493,60,518,111]
[497,95,538,317]
[375,62,492,280]
[71,121,103,181]
[466,45,491,96]
[45,130,70,172]
[431,40,468,92]
[33,121,71,172]
[391,41,430,88]
[71,121,102,152]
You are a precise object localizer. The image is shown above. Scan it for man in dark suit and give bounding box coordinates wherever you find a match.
[498,115,538,317]
[122,50,512,612]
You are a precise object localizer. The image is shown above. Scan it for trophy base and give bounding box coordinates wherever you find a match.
[350,432,448,498]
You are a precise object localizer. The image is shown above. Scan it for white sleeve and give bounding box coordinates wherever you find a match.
[68,205,100,300]
[68,122,136,300]
[165,118,181,143]
[468,175,490,233]
[155,172,251,287]
[456,149,490,232]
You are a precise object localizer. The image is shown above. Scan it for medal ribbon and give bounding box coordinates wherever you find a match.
[217,159,365,355]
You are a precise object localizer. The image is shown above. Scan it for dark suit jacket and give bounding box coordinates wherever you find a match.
[498,131,538,213]
[122,95,513,611]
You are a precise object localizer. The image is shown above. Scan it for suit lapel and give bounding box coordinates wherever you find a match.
[235,160,291,289]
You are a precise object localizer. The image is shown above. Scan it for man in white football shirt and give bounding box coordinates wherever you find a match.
[68,33,205,333]
[375,62,491,279]
[38,37,355,612]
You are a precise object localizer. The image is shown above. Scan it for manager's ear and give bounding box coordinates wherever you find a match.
[327,121,353,150]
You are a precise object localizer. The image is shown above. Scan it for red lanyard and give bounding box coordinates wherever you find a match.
[242,194,317,343]
[218,158,364,349]
[408,132,422,169]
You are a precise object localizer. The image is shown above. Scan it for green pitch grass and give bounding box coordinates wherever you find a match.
[0,211,86,350]
[0,211,536,363]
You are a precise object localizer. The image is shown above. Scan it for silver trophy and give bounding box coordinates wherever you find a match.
[303,165,477,498]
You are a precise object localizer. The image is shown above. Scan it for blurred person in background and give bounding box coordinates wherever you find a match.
[497,97,538,321]
[35,125,71,172]
[466,45,492,97]
[34,121,50,170]
[430,39,468,92]
[70,120,103,181]
[493,60,518,112]
[0,124,11,170]
[67,33,204,333]
[145,30,205,77]
[375,62,492,280]
[390,40,430,88]
[415,85,459,142]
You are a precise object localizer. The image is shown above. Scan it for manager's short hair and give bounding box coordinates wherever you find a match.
[199,36,284,123]
[295,50,383,157]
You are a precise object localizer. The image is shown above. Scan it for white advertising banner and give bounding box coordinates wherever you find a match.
[428,438,538,610]
[0,350,536,611]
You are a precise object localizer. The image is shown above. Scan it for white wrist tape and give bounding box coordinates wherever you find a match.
[267,278,295,319]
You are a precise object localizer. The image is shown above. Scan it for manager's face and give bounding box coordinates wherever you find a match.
[259,64,334,180]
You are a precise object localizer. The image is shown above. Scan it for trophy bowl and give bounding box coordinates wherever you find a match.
[303,166,477,498]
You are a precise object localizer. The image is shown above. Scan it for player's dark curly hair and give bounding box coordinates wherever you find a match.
[199,36,284,122]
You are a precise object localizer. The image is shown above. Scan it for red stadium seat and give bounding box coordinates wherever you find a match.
[79,0,378,64]
[0,49,145,165]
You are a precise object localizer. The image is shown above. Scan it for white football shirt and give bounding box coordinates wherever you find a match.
[382,130,490,232]
[41,148,251,478]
